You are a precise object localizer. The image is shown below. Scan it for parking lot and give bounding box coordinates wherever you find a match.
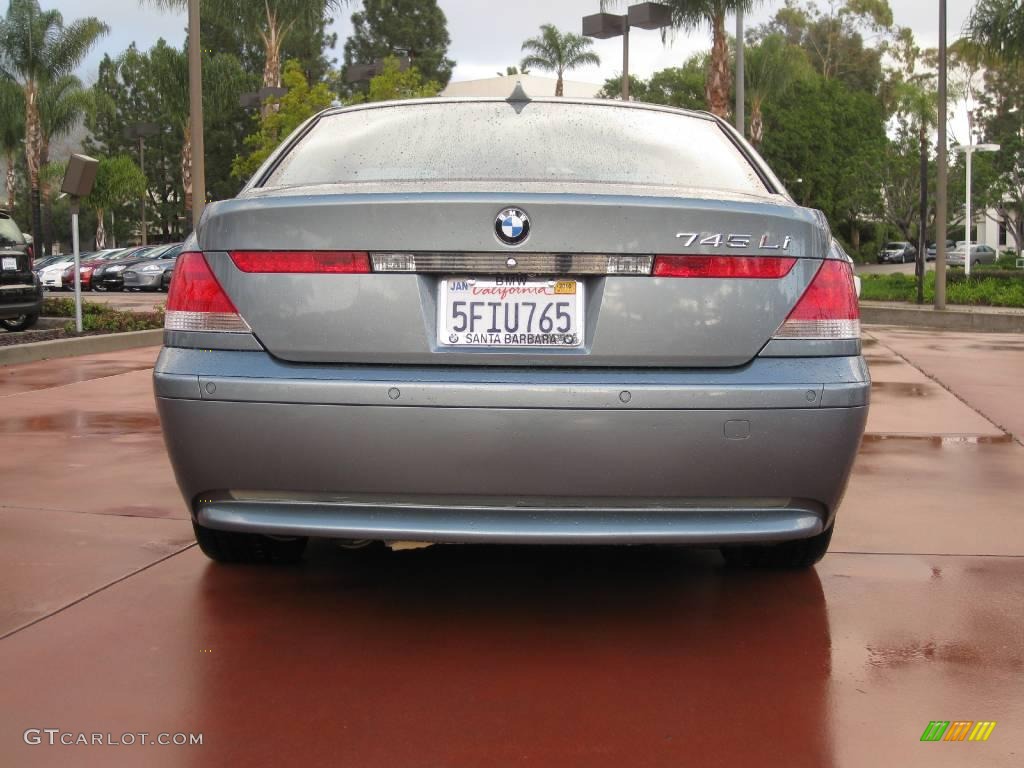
[0,326,1022,767]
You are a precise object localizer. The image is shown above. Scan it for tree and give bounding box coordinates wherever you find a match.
[498,65,529,76]
[232,60,334,181]
[145,0,343,115]
[85,156,147,249]
[38,73,91,253]
[967,0,1024,63]
[640,1,761,117]
[356,55,440,102]
[745,33,813,145]
[0,0,108,256]
[0,79,24,213]
[756,0,892,95]
[519,24,600,97]
[342,0,454,92]
[599,57,707,109]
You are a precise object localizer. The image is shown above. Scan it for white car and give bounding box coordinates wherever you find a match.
[37,258,76,290]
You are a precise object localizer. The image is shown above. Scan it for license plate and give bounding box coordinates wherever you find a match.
[2,257,16,271]
[438,276,584,348]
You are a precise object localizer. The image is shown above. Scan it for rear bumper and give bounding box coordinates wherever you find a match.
[155,349,869,545]
[0,284,42,318]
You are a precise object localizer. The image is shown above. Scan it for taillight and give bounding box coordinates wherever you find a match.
[653,255,796,278]
[165,252,250,333]
[773,260,859,339]
[229,251,370,273]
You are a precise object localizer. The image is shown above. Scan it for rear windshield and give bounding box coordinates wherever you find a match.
[263,102,767,195]
[0,213,23,247]
[885,243,905,249]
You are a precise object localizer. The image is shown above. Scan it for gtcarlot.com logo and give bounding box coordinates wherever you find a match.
[23,729,203,747]
[920,721,996,742]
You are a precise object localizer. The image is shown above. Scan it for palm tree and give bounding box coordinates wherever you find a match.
[967,0,1024,62]
[498,65,530,76]
[649,0,760,118]
[145,0,345,106]
[0,79,24,213]
[0,0,107,256]
[745,34,810,147]
[520,24,600,96]
[38,73,92,253]
[85,156,147,249]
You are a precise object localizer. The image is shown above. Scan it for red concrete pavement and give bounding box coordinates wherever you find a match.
[0,329,1021,767]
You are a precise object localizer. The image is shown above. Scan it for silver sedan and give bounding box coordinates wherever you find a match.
[155,95,868,568]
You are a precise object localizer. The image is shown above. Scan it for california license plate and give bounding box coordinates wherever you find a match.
[2,257,16,271]
[438,276,584,347]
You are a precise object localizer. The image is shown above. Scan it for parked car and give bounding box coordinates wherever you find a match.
[91,245,162,291]
[925,240,955,261]
[877,241,917,263]
[59,248,127,290]
[123,243,183,291]
[156,97,868,568]
[946,244,998,267]
[0,210,42,331]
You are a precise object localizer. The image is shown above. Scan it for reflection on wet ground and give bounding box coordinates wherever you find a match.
[0,331,1022,766]
[0,347,157,396]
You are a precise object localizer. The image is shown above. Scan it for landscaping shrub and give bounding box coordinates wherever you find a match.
[860,272,1024,308]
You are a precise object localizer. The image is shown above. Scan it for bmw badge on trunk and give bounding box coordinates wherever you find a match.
[495,207,530,246]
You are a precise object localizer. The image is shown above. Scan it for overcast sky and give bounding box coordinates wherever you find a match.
[54,0,978,86]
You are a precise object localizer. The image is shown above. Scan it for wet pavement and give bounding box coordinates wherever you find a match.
[1,330,1022,766]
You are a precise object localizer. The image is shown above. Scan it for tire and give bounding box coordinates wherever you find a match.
[0,314,39,332]
[721,524,834,569]
[192,521,308,565]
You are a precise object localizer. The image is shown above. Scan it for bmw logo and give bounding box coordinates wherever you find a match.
[495,207,530,246]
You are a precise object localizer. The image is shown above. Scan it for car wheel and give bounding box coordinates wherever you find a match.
[720,524,834,569]
[0,314,39,332]
[192,521,308,565]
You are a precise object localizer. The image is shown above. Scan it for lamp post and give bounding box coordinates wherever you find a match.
[952,142,1000,277]
[239,86,288,111]
[344,55,411,84]
[124,122,158,245]
[59,154,98,335]
[736,8,744,133]
[187,0,205,231]
[583,3,673,100]
[935,0,947,309]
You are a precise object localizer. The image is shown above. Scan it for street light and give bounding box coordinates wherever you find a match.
[123,122,158,245]
[345,55,410,83]
[582,3,672,101]
[239,86,288,111]
[952,142,1000,277]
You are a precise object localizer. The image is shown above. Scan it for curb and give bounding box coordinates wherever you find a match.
[0,329,162,367]
[860,304,1024,333]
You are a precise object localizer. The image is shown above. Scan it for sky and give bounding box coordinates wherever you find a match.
[54,0,979,88]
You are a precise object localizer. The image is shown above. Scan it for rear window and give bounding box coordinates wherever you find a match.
[263,102,767,195]
[885,243,905,249]
[0,213,23,247]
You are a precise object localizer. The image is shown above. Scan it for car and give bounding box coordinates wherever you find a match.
[925,239,954,261]
[59,248,129,290]
[877,241,917,263]
[91,245,162,290]
[946,244,998,267]
[123,243,183,291]
[155,96,869,568]
[0,210,42,331]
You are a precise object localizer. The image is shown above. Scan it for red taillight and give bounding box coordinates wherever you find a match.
[652,255,797,278]
[165,252,250,333]
[228,251,370,274]
[773,260,860,339]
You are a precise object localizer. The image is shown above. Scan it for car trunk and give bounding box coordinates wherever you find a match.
[199,191,830,368]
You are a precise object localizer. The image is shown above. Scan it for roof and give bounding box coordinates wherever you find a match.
[440,74,603,99]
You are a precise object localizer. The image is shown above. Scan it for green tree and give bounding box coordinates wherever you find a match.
[0,79,25,213]
[233,59,334,181]
[757,0,892,94]
[760,76,886,251]
[745,33,814,145]
[84,156,147,249]
[0,0,108,255]
[38,73,91,253]
[519,24,600,97]
[342,0,455,92]
[498,65,530,76]
[356,55,440,102]
[599,57,707,110]
[967,0,1024,63]
[606,0,760,117]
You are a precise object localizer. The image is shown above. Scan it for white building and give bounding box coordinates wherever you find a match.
[975,207,1018,253]
[441,74,603,99]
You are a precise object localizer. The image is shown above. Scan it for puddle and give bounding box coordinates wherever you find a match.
[861,433,1013,447]
[870,382,932,397]
[0,412,161,435]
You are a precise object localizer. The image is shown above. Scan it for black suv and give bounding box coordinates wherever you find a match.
[0,211,42,332]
